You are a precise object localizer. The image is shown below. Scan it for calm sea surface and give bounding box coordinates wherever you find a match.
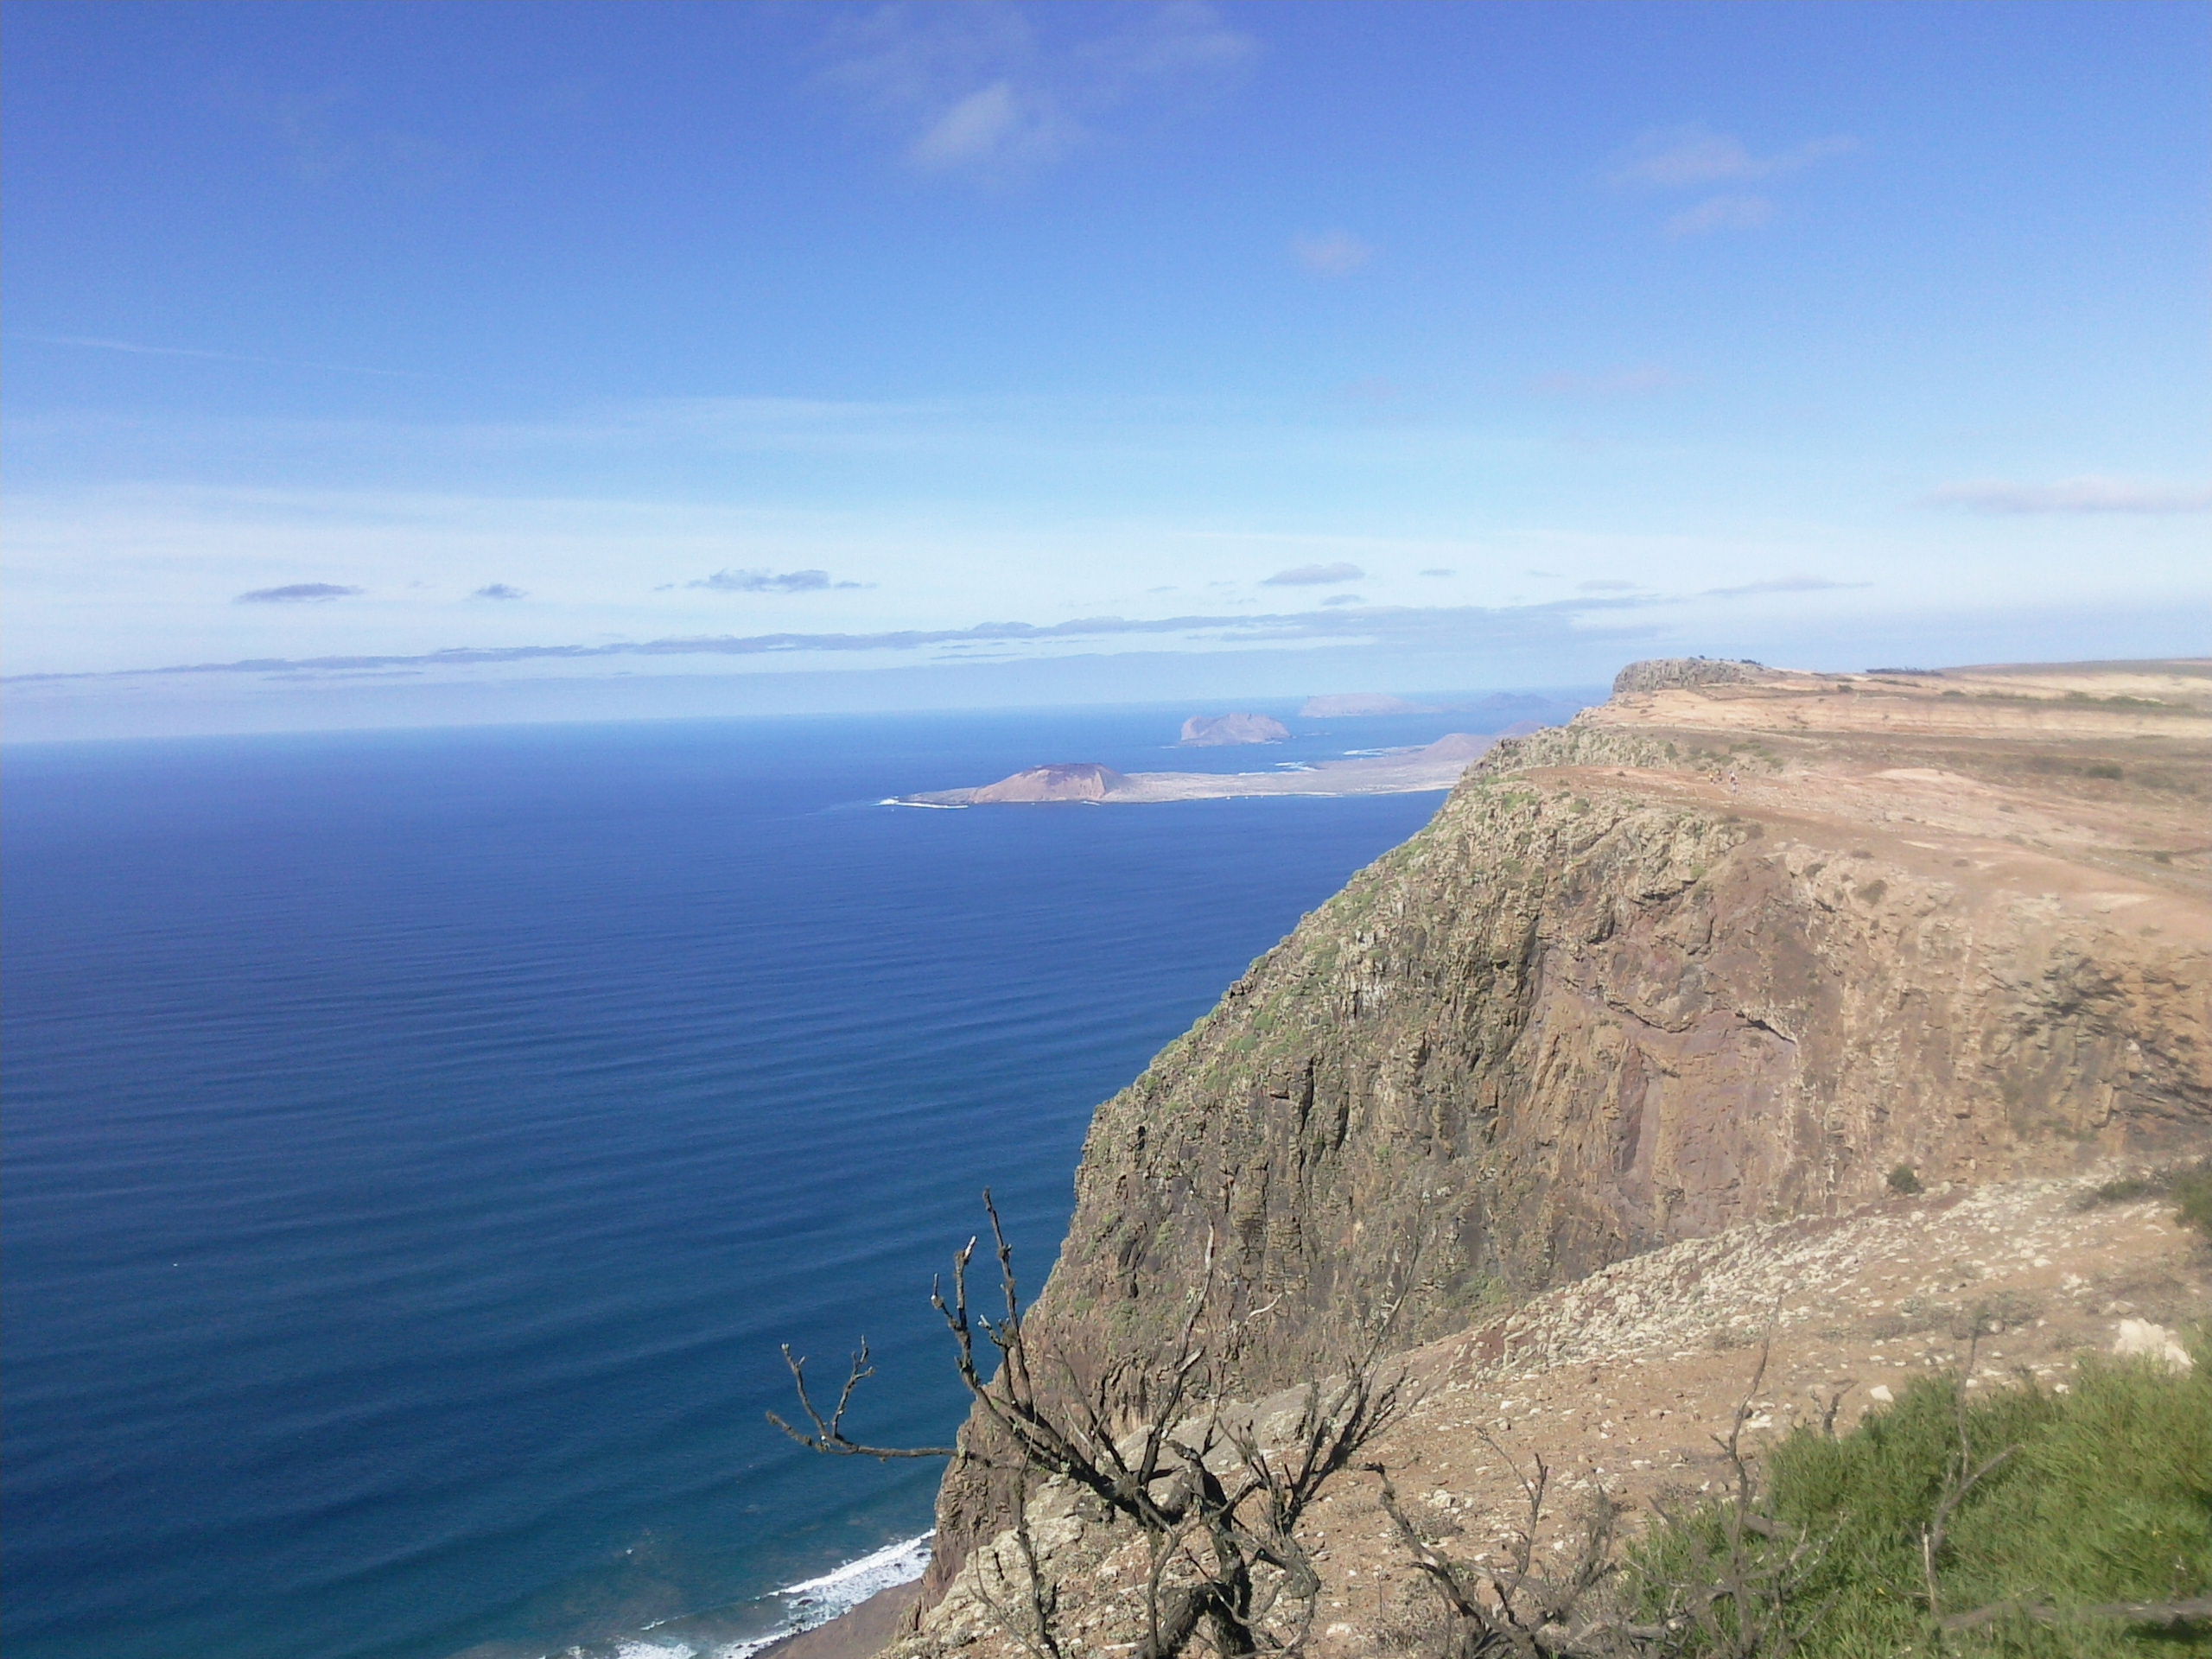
[3,704,1500,1659]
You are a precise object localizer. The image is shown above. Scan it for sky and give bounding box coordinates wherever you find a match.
[5,0,2208,738]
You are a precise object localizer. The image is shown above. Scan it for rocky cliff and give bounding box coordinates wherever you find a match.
[917,658,2212,1606]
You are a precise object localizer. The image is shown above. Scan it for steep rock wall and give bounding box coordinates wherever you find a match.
[916,664,2212,1605]
[1035,757,2208,1377]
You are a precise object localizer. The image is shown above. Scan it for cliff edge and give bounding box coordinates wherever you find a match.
[918,657,2212,1609]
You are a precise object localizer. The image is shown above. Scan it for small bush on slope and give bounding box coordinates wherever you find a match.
[1627,1343,2212,1656]
[2174,1163,2212,1243]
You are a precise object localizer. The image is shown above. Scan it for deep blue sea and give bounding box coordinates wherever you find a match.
[3,702,1530,1659]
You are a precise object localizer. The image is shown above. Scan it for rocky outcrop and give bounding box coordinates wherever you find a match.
[917,658,2212,1605]
[967,763,1128,803]
[1609,657,1769,696]
[1180,713,1293,747]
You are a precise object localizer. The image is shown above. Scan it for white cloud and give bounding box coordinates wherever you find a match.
[1610,124,1852,238]
[0,595,1677,686]
[1664,194,1774,238]
[823,1,1254,181]
[1262,561,1364,586]
[11,331,423,379]
[236,582,364,603]
[1612,125,1856,188]
[1923,477,2212,515]
[908,81,1055,170]
[1082,0,1255,78]
[688,568,868,593]
[1291,230,1374,276]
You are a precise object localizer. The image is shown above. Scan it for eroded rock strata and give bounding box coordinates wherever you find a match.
[913,658,2212,1619]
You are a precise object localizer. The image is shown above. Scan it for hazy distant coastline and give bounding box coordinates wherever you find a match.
[894,728,1531,806]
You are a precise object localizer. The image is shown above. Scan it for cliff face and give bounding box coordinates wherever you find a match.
[922,658,2212,1598]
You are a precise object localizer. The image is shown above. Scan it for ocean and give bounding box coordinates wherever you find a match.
[2,702,1533,1659]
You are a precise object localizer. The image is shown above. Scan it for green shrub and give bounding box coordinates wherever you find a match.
[1629,1352,2212,1656]
[2085,1175,2159,1207]
[2173,1161,2212,1243]
[1887,1164,1924,1196]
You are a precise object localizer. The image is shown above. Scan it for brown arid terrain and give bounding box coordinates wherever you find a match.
[835,657,2212,1658]
[898,1175,2207,1658]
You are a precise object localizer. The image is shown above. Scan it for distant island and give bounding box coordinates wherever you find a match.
[1179,712,1291,747]
[965,762,1128,803]
[894,731,1526,807]
[1298,692,1438,717]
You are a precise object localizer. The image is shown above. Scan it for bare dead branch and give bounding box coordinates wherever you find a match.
[776,1193,1408,1656]
[765,1342,959,1459]
[1816,1380,1855,1440]
[1918,1325,2019,1627]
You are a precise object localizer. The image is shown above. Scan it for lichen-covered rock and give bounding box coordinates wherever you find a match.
[1610,656,1770,696]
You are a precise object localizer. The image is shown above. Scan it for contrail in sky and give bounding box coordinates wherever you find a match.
[10,331,427,379]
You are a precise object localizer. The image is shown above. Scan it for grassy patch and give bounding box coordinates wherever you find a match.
[2178,1165,2212,1243]
[1628,1351,2212,1656]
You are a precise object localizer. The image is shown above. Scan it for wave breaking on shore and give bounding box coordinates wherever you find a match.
[535,1533,933,1659]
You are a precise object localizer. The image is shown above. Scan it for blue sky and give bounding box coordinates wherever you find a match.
[6,0,2208,736]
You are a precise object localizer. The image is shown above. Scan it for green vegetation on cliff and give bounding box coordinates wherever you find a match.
[1630,1351,2212,1656]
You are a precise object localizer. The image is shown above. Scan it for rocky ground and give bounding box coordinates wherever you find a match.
[894,1172,2208,1657]
[883,657,2212,1655]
